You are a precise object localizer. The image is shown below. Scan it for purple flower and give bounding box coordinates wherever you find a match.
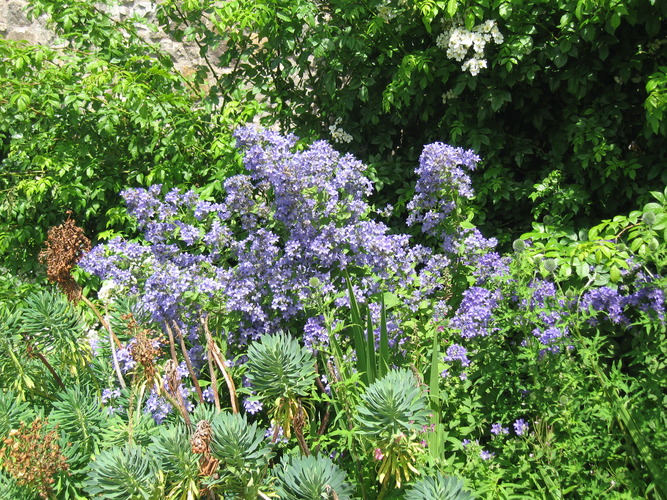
[533,326,568,345]
[202,387,215,403]
[144,390,172,423]
[580,286,628,325]
[490,423,509,435]
[243,397,263,415]
[480,450,495,460]
[444,343,470,367]
[513,418,530,436]
[265,424,288,444]
[450,287,501,338]
[303,315,329,352]
[406,142,479,239]
[115,346,137,373]
[101,387,121,404]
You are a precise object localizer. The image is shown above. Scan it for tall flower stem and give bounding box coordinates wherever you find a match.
[79,294,126,389]
[28,343,66,391]
[171,321,204,403]
[202,316,238,413]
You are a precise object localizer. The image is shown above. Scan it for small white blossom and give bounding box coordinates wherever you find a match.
[377,0,397,22]
[437,19,503,76]
[329,118,353,144]
[442,89,457,103]
[98,279,119,304]
[461,57,487,76]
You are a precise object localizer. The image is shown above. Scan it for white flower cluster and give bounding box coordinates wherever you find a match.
[377,0,398,23]
[98,279,119,305]
[329,118,353,144]
[436,20,504,76]
[441,89,457,103]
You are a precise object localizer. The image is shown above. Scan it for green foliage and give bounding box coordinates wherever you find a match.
[0,390,35,439]
[274,453,354,500]
[83,444,165,499]
[356,369,431,442]
[19,288,90,374]
[0,287,90,400]
[148,425,201,500]
[98,411,160,449]
[0,470,35,500]
[245,331,316,402]
[0,306,43,400]
[520,185,667,286]
[346,278,391,386]
[0,0,259,273]
[208,411,274,497]
[48,386,105,470]
[403,472,475,500]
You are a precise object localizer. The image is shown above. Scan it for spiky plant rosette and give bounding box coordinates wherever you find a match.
[148,424,201,500]
[355,368,431,488]
[19,288,90,373]
[48,386,106,471]
[208,411,274,497]
[83,444,164,499]
[0,390,34,439]
[403,472,476,500]
[245,331,316,439]
[274,454,354,500]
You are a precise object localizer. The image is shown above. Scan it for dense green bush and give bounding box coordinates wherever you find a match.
[154,0,667,242]
[0,0,261,273]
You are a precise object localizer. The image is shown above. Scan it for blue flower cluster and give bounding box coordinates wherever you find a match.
[580,273,665,326]
[81,127,482,348]
[406,142,479,239]
[449,287,502,339]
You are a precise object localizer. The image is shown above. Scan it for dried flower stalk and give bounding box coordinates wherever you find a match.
[38,212,91,302]
[0,418,69,499]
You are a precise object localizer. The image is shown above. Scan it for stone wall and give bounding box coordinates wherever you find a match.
[0,0,207,71]
[1,0,56,45]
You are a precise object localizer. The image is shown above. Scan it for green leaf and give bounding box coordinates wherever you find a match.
[366,311,376,385]
[499,2,512,20]
[378,295,389,379]
[447,0,458,18]
[346,275,367,385]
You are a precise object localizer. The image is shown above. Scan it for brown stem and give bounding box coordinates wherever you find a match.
[164,322,181,366]
[108,331,127,390]
[31,347,66,391]
[171,321,204,403]
[79,294,121,348]
[203,316,239,413]
[163,323,193,428]
[207,346,221,412]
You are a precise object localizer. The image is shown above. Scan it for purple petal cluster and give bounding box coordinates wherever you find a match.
[513,418,529,436]
[450,287,502,338]
[580,286,629,325]
[406,142,479,239]
[145,390,172,423]
[581,276,666,326]
[490,423,509,435]
[444,343,470,367]
[82,127,464,346]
